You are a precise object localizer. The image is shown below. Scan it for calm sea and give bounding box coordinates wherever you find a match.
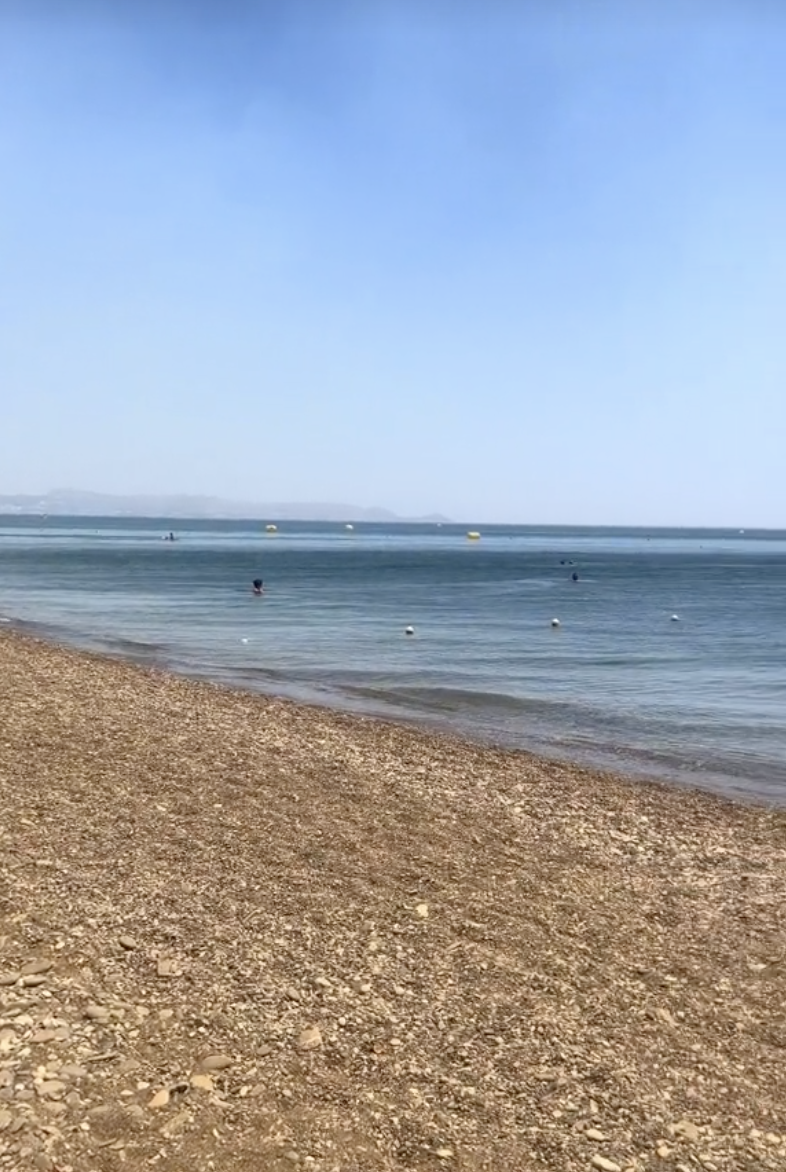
[1,516,785,804]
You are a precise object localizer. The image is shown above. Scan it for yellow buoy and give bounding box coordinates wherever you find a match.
[265,523,278,533]
[466,531,481,540]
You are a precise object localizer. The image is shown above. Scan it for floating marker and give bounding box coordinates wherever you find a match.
[405,625,415,636]
[551,618,561,628]
[265,523,278,533]
[345,523,354,530]
[241,637,249,644]
[671,614,680,622]
[467,531,481,540]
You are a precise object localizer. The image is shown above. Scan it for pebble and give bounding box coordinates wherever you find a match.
[0,1110,12,1131]
[119,936,138,951]
[0,973,21,987]
[38,1080,66,1100]
[673,1119,700,1143]
[586,1129,606,1141]
[59,1065,88,1080]
[297,1025,323,1051]
[148,1088,170,1109]
[31,1030,57,1044]
[20,975,48,988]
[84,1005,109,1021]
[591,1158,621,1172]
[199,1054,233,1072]
[20,961,53,977]
[415,904,429,919]
[190,1074,214,1091]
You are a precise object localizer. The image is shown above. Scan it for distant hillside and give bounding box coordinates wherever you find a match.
[0,489,450,524]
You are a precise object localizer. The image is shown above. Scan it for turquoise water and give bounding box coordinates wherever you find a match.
[1,516,785,803]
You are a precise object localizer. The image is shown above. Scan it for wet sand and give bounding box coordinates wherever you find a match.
[1,628,785,1171]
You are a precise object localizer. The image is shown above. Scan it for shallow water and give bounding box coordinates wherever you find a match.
[1,516,785,803]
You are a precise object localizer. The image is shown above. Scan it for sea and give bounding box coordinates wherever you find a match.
[1,516,785,805]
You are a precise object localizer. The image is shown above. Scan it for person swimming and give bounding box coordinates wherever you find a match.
[252,578,264,595]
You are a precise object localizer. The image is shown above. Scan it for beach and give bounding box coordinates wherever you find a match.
[1,629,785,1172]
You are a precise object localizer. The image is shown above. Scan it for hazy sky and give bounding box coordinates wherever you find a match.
[1,1,784,524]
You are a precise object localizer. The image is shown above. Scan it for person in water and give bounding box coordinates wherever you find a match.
[252,578,264,595]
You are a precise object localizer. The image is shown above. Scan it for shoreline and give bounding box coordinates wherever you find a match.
[2,627,786,1171]
[3,613,782,809]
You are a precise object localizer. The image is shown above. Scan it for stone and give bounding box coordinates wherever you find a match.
[657,1146,671,1158]
[119,936,138,950]
[436,1149,454,1159]
[59,1065,88,1080]
[0,1110,12,1131]
[190,1074,214,1092]
[415,903,429,919]
[20,975,47,988]
[198,1054,232,1072]
[31,1030,57,1044]
[157,959,180,978]
[297,1025,322,1051]
[673,1119,700,1143]
[20,961,53,977]
[148,1088,170,1109]
[0,973,20,987]
[160,1108,190,1137]
[591,1159,621,1172]
[84,1005,109,1021]
[38,1081,66,1100]
[285,986,301,1002]
[586,1129,606,1141]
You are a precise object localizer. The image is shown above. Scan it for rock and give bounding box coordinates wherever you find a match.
[59,1065,88,1080]
[297,1025,323,1051]
[284,1152,300,1164]
[156,958,180,978]
[84,1004,109,1021]
[198,1054,233,1072]
[190,1074,214,1092]
[436,1149,454,1159]
[119,936,138,951]
[673,1119,700,1143]
[586,1129,606,1141]
[38,1080,66,1100]
[31,1030,57,1044]
[148,1088,170,1109]
[415,903,429,919]
[33,1155,53,1171]
[591,1159,621,1172]
[20,975,47,988]
[0,973,21,987]
[160,1108,190,1137]
[285,986,301,1001]
[657,1146,671,1158]
[0,1110,12,1131]
[20,960,52,977]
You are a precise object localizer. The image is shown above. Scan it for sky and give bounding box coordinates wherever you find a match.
[1,0,785,524]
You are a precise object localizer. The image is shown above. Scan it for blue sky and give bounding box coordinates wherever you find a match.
[1,0,784,524]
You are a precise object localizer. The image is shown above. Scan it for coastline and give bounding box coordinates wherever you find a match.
[1,627,786,1170]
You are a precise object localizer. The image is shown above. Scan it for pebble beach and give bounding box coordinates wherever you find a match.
[1,628,786,1171]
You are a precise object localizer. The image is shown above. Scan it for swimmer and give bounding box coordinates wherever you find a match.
[252,578,264,595]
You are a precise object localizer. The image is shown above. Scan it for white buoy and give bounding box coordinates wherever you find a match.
[671,614,680,622]
[241,637,249,643]
[551,618,560,628]
[405,625,415,636]
[345,523,354,530]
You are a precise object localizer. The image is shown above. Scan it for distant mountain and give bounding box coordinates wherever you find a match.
[0,489,450,524]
